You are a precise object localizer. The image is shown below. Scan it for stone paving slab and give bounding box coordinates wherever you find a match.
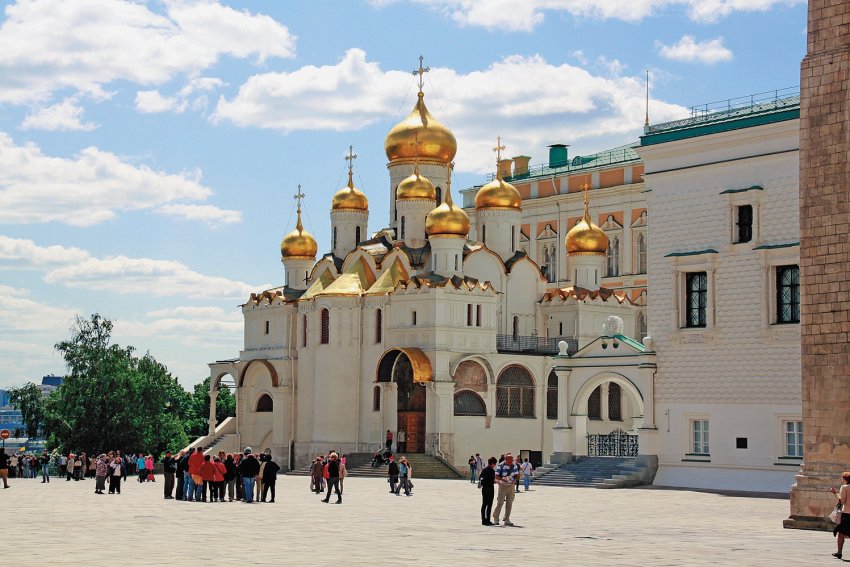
[1,475,832,566]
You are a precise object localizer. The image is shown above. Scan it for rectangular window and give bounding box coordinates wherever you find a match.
[736,205,753,243]
[264,320,270,335]
[776,265,800,324]
[476,304,482,327]
[784,420,803,457]
[467,304,473,326]
[412,311,417,326]
[685,272,708,328]
[691,419,709,454]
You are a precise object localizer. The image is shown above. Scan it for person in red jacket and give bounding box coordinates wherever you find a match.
[213,456,227,503]
[187,447,205,502]
[199,454,216,502]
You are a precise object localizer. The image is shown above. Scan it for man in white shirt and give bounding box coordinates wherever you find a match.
[492,453,520,526]
[520,458,534,491]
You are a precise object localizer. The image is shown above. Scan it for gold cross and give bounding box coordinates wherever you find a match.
[493,136,506,162]
[294,185,305,211]
[412,55,430,94]
[579,182,590,205]
[345,145,357,173]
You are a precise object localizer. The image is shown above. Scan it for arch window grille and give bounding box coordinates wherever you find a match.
[372,386,381,411]
[607,237,620,277]
[496,366,535,418]
[588,386,602,420]
[608,382,622,421]
[546,371,558,420]
[454,390,486,416]
[320,308,330,344]
[301,314,307,347]
[637,233,647,274]
[256,394,273,412]
[375,309,383,343]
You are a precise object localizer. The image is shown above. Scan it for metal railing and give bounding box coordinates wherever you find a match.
[646,86,800,135]
[496,335,577,356]
[587,428,639,457]
[483,146,639,183]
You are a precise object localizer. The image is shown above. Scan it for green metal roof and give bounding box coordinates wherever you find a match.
[753,241,799,250]
[642,88,799,146]
[664,249,719,258]
[719,185,763,195]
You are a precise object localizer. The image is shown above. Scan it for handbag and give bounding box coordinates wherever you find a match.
[830,503,842,524]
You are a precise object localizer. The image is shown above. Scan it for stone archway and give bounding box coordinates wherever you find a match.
[572,373,645,457]
[376,348,432,453]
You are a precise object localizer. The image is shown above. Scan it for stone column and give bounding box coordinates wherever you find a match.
[207,389,218,436]
[786,0,850,531]
[272,390,285,446]
[573,415,588,457]
[551,366,574,464]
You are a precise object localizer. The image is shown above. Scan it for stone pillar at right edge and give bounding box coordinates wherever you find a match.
[786,0,850,531]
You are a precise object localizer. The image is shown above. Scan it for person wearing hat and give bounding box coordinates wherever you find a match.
[238,447,260,503]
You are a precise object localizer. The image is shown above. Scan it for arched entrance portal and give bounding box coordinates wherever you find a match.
[376,348,432,454]
[572,373,645,457]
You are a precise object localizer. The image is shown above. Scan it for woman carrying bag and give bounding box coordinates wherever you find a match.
[830,472,850,559]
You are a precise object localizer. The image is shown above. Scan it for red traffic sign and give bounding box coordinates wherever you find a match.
[0,429,10,440]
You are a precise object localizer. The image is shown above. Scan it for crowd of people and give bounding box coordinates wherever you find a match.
[309,452,348,503]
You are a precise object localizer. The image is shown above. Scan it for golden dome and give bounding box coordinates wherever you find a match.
[475,177,521,210]
[281,209,318,259]
[396,164,436,200]
[331,171,368,211]
[426,167,469,237]
[566,190,608,256]
[385,93,457,163]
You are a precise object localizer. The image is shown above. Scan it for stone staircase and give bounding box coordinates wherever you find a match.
[532,457,652,488]
[287,453,463,480]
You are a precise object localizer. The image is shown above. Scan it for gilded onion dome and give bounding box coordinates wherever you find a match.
[385,92,457,163]
[426,166,469,236]
[281,205,318,259]
[475,177,522,210]
[566,187,608,256]
[331,169,368,211]
[397,163,436,200]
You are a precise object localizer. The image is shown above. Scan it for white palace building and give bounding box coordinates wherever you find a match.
[193,68,802,493]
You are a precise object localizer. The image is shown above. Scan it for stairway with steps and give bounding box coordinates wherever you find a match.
[286,453,463,480]
[532,457,651,488]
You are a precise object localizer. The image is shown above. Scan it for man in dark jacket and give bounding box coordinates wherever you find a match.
[261,455,280,503]
[238,448,260,503]
[162,450,176,499]
[322,452,342,504]
[175,450,187,500]
[387,455,399,494]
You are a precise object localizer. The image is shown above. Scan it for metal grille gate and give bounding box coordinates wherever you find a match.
[587,428,639,457]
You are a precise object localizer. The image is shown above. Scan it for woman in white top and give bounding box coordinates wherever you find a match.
[830,471,850,559]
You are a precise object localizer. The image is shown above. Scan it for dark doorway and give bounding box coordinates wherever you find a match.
[394,353,426,453]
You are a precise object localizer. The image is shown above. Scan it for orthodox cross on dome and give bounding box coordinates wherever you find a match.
[444,161,455,204]
[294,184,305,230]
[345,145,357,187]
[412,55,430,95]
[579,182,592,220]
[493,136,506,179]
[579,182,590,205]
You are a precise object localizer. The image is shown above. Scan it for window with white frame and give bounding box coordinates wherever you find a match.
[734,204,753,243]
[606,237,620,277]
[636,232,647,274]
[784,420,803,457]
[691,419,710,454]
[776,265,800,324]
[685,272,708,328]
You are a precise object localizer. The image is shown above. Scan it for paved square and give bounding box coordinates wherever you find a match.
[4,475,830,565]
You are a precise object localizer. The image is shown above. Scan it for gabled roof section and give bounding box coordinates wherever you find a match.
[540,286,635,305]
[366,258,410,295]
[245,286,304,306]
[400,272,495,293]
[302,269,336,300]
[571,334,646,358]
[317,256,376,297]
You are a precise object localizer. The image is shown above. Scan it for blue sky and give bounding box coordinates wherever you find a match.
[0,0,806,388]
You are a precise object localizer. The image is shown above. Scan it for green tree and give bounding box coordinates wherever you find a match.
[183,377,236,439]
[8,382,45,438]
[46,314,191,455]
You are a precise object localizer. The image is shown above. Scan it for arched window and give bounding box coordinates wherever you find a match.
[454,390,487,416]
[375,309,383,343]
[372,386,381,411]
[467,304,473,326]
[588,386,601,420]
[301,314,307,347]
[546,371,558,420]
[320,308,330,344]
[333,226,338,250]
[608,382,622,421]
[511,226,516,252]
[255,394,273,412]
[496,366,535,418]
[454,255,458,271]
[401,216,406,240]
[607,237,620,277]
[476,304,482,327]
[637,233,647,274]
[637,311,647,340]
[435,186,442,204]
[482,224,486,244]
[512,315,519,340]
[355,226,362,245]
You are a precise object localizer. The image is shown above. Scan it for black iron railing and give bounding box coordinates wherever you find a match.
[496,335,577,356]
[587,428,639,457]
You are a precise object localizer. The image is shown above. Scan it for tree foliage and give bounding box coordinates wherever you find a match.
[182,377,237,439]
[8,382,45,438]
[45,314,191,455]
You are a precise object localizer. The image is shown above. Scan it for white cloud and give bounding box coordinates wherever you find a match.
[117,306,242,342]
[0,284,79,333]
[44,256,268,300]
[656,35,734,64]
[156,204,241,224]
[20,98,97,131]
[0,0,295,104]
[373,0,803,29]
[135,90,187,114]
[0,236,90,267]
[0,132,238,226]
[214,49,687,173]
